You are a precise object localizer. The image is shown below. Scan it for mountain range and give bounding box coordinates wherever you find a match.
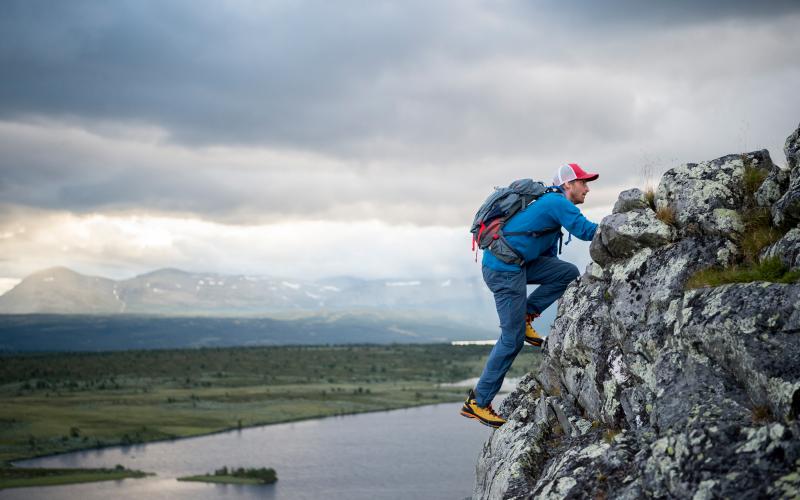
[0,266,497,323]
[0,266,545,351]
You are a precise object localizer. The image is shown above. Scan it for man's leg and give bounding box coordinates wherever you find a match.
[524,256,580,315]
[474,266,527,408]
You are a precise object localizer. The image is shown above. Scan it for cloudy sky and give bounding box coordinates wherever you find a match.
[1,0,799,292]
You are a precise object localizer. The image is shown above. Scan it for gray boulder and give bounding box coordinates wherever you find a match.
[655,150,771,236]
[761,227,800,270]
[786,121,800,170]
[591,190,675,266]
[755,163,790,208]
[612,188,650,214]
[597,210,674,261]
[771,123,800,227]
[772,174,800,228]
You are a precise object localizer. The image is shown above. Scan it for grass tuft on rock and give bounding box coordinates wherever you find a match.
[644,188,656,210]
[751,405,773,424]
[686,257,800,289]
[655,205,675,226]
[738,160,781,262]
[602,429,619,444]
[740,219,782,264]
[742,157,768,199]
[685,158,791,290]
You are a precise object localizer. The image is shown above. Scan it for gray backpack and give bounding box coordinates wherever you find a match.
[470,179,561,265]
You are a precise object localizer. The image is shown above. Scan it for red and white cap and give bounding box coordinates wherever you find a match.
[553,163,599,185]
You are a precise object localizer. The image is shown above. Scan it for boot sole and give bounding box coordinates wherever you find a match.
[525,338,543,347]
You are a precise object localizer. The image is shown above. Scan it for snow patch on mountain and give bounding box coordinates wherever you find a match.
[385,281,421,287]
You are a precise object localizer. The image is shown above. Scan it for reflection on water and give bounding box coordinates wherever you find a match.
[3,401,500,500]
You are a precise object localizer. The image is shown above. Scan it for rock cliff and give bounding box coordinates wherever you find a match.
[473,123,800,499]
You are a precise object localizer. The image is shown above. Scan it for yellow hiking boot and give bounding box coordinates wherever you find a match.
[460,389,506,428]
[525,313,544,347]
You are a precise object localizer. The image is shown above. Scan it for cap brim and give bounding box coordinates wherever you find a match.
[578,173,599,182]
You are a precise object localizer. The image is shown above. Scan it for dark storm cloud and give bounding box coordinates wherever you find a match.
[3,0,795,155]
[1,0,799,225]
[519,0,800,28]
[0,0,450,150]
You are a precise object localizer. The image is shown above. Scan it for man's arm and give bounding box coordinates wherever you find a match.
[553,197,598,241]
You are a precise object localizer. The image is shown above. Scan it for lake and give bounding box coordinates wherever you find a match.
[4,400,500,500]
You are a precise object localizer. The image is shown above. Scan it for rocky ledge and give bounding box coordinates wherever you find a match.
[473,123,800,499]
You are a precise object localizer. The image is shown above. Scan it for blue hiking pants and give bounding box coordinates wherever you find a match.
[475,256,579,407]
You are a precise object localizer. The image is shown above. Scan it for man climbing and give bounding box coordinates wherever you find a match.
[461,163,599,428]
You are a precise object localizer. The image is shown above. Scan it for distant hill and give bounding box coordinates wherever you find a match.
[0,267,121,314]
[0,266,499,327]
[0,313,497,352]
[0,267,563,351]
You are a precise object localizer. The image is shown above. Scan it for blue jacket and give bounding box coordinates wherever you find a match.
[482,186,598,271]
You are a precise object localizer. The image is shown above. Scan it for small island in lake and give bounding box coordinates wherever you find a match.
[178,466,277,485]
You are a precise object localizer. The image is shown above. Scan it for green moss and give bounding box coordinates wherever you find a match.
[686,257,800,289]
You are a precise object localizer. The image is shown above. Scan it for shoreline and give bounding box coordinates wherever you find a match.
[8,397,466,468]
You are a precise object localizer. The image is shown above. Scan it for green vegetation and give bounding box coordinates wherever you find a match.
[602,428,620,444]
[641,185,675,225]
[686,257,800,289]
[0,344,541,464]
[178,466,276,485]
[751,405,773,424]
[740,160,782,264]
[0,465,149,489]
[742,158,768,199]
[685,159,792,289]
[644,187,656,211]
